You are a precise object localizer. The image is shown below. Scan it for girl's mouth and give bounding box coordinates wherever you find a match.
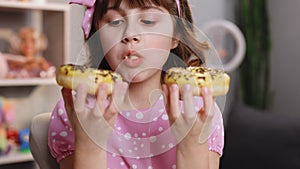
[122,50,143,67]
[124,55,139,60]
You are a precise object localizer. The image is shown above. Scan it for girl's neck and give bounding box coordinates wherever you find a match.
[124,74,163,110]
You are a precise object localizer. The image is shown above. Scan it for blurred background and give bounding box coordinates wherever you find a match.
[0,0,299,168]
[189,0,300,169]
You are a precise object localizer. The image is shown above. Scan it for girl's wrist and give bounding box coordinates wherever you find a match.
[75,134,105,153]
[74,138,107,169]
[177,139,208,154]
[176,142,209,169]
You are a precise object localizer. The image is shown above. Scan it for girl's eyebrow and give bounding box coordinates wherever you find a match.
[139,6,164,13]
[106,6,126,15]
[106,6,165,15]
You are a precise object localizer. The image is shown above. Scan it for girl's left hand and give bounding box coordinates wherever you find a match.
[162,84,215,147]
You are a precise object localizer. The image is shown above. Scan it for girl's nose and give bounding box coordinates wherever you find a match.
[121,34,141,44]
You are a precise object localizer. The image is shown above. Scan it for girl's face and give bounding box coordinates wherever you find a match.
[20,31,36,58]
[97,1,178,83]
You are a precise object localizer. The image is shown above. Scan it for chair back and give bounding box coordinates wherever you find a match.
[29,112,59,169]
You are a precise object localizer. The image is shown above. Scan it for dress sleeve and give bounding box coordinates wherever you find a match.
[48,98,75,162]
[207,103,225,156]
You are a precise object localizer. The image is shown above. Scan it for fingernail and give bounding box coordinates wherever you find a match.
[99,83,108,89]
[78,83,88,90]
[202,87,208,94]
[171,84,178,91]
[184,84,191,91]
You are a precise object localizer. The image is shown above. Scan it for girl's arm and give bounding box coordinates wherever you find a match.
[59,82,128,169]
[162,84,221,169]
[60,138,108,169]
[176,142,220,169]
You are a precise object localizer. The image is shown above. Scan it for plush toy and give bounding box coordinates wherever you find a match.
[0,97,15,155]
[0,97,15,124]
[19,129,30,153]
[0,127,10,155]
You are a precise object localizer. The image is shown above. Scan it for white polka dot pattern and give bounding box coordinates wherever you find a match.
[48,96,224,169]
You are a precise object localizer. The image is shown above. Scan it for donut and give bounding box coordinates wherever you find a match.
[56,64,122,95]
[56,64,229,96]
[164,66,230,96]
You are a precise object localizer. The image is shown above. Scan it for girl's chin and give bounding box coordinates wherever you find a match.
[123,74,148,84]
[122,69,161,84]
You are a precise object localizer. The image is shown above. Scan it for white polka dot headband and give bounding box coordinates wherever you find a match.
[70,0,181,38]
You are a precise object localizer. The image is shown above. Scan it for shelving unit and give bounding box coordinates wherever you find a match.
[0,78,56,86]
[0,0,71,166]
[0,0,71,68]
[0,151,33,165]
[0,1,69,11]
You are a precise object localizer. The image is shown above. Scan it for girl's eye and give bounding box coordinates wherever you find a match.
[109,19,124,26]
[140,19,156,25]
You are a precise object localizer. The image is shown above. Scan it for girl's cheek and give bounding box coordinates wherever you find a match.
[144,35,174,50]
[99,27,124,53]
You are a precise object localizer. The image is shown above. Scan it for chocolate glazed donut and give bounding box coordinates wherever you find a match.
[164,66,230,96]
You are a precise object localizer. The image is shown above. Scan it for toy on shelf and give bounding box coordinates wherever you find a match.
[0,27,56,79]
[0,97,15,124]
[19,129,30,153]
[0,127,10,155]
[0,97,15,155]
[0,97,32,155]
[0,53,8,78]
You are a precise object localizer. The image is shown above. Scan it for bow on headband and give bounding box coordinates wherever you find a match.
[70,0,96,38]
[70,0,180,39]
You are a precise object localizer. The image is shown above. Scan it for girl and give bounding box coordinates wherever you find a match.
[48,0,224,169]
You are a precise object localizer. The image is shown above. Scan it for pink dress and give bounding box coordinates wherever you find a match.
[48,95,224,168]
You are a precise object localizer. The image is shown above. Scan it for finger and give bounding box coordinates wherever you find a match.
[104,81,127,121]
[94,83,109,117]
[61,88,77,127]
[161,84,170,114]
[61,87,72,103]
[61,88,74,114]
[168,84,181,123]
[181,84,197,121]
[198,87,215,143]
[111,81,128,112]
[200,87,214,121]
[74,83,88,114]
[163,84,185,141]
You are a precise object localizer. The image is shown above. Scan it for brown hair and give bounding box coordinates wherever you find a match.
[87,0,208,69]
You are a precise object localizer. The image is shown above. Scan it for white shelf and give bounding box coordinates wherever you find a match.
[0,152,33,165]
[0,1,69,11]
[0,0,70,166]
[0,78,56,86]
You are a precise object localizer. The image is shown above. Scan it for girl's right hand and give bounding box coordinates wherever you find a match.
[61,81,128,150]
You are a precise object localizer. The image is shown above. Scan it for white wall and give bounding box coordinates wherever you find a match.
[189,0,237,124]
[69,5,85,63]
[189,0,236,27]
[268,0,300,115]
[49,0,85,63]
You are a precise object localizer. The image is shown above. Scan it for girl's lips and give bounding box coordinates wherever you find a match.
[122,50,143,67]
